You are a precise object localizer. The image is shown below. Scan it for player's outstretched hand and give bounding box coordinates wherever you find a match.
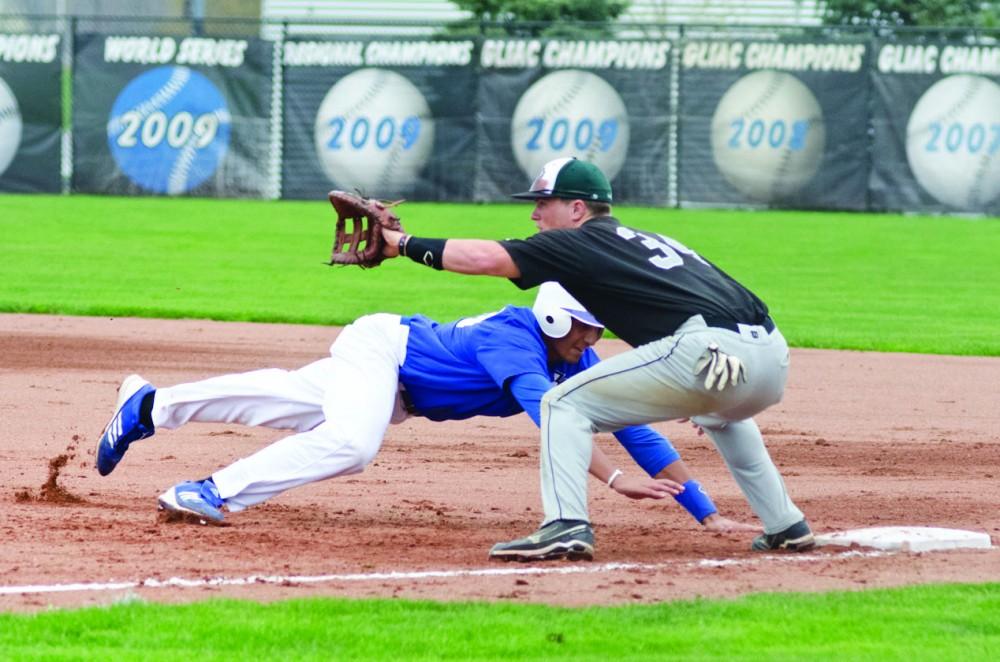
[702,515,762,533]
[612,475,684,500]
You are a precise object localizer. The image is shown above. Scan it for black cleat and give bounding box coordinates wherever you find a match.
[752,519,816,552]
[489,519,594,562]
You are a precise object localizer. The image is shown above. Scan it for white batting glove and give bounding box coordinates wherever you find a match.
[693,343,746,391]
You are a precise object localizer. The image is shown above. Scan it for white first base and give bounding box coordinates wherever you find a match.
[816,526,993,553]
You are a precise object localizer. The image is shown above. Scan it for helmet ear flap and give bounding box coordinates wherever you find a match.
[533,282,576,339]
[536,308,572,338]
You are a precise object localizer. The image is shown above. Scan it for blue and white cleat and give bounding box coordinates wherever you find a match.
[95,374,156,476]
[157,480,226,524]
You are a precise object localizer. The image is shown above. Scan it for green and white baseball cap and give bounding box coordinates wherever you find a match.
[511,157,613,203]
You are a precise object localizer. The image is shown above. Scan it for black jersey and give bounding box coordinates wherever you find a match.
[500,216,770,347]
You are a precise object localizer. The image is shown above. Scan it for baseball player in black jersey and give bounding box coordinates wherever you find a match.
[383,156,814,561]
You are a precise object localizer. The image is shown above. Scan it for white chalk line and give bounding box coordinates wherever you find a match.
[0,549,891,597]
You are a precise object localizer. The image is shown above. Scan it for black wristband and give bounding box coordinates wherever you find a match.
[398,234,410,257]
[405,237,447,270]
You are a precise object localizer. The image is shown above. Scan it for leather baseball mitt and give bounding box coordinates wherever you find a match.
[327,190,404,268]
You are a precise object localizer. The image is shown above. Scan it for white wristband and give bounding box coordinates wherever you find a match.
[607,469,624,488]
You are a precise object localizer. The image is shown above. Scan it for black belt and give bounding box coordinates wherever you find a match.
[705,316,775,334]
[399,386,419,415]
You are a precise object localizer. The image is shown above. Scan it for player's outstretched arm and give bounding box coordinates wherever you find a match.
[382,228,520,277]
[442,239,520,277]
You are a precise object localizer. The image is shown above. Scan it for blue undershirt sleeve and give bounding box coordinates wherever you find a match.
[507,372,554,428]
[613,426,681,477]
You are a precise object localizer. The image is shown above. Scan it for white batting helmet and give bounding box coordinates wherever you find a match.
[532,282,603,339]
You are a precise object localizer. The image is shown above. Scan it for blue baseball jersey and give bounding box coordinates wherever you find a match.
[399,306,593,421]
[398,306,680,477]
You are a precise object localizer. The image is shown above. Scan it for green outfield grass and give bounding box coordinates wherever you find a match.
[1,583,997,659]
[1,194,998,355]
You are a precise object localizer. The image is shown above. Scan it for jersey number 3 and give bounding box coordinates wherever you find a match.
[615,226,707,270]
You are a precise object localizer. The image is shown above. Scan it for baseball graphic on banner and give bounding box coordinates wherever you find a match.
[906,74,1000,209]
[0,76,23,177]
[314,68,435,195]
[711,70,826,202]
[107,66,232,194]
[511,69,629,181]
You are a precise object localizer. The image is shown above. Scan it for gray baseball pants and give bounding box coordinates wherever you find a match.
[539,314,804,535]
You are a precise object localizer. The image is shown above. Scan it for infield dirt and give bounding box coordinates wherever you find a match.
[1,314,997,611]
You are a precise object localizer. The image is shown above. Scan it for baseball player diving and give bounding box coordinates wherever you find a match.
[379,156,815,560]
[95,283,753,534]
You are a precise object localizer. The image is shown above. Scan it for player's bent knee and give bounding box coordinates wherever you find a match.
[541,378,580,407]
[305,425,384,476]
[540,386,560,408]
[339,437,383,472]
[354,441,382,468]
[542,390,597,433]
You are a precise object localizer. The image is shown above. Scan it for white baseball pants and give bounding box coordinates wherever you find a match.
[150,314,409,511]
[539,314,804,535]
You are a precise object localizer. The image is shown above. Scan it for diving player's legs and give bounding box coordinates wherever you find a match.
[211,417,385,511]
[97,355,335,477]
[152,359,334,433]
[167,313,410,514]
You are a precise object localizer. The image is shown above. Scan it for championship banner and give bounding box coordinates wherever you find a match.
[477,38,672,205]
[281,37,478,201]
[872,40,1000,213]
[72,32,272,197]
[0,32,62,193]
[678,39,868,209]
